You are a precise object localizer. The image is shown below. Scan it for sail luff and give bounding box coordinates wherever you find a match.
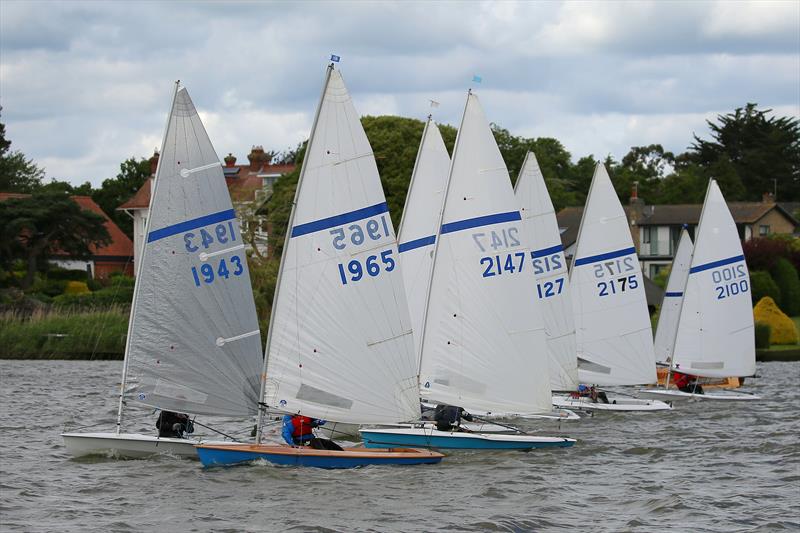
[114,81,179,434]
[514,151,579,391]
[256,65,334,442]
[416,92,470,385]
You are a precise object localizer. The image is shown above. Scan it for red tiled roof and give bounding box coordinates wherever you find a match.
[118,161,296,211]
[0,193,133,259]
[117,178,152,210]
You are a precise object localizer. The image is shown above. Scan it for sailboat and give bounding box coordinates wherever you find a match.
[359,90,575,450]
[653,228,693,369]
[62,83,264,458]
[551,163,671,412]
[195,64,443,468]
[639,180,760,401]
[514,152,579,393]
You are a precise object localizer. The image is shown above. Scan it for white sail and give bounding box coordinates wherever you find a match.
[262,67,419,425]
[126,85,263,416]
[672,180,755,378]
[397,117,451,368]
[514,152,579,391]
[571,163,656,386]
[418,91,552,415]
[653,229,693,365]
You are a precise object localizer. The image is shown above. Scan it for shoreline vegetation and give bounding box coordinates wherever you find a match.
[0,306,128,360]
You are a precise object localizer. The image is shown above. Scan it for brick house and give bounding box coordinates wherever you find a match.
[118,147,295,272]
[0,192,134,278]
[556,191,798,280]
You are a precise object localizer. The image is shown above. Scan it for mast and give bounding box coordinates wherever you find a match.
[115,81,179,434]
[416,90,470,381]
[256,64,333,443]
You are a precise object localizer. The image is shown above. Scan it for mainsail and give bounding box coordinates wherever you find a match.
[653,229,693,365]
[672,180,755,378]
[262,66,419,425]
[397,117,451,368]
[126,85,263,416]
[571,163,656,386]
[514,152,579,391]
[418,91,552,415]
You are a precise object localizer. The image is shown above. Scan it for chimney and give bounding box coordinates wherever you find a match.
[149,150,160,177]
[762,192,775,204]
[224,153,237,167]
[248,145,269,171]
[628,181,645,227]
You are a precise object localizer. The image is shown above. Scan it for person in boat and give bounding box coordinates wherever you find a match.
[672,372,704,394]
[433,404,474,432]
[281,414,342,451]
[155,411,194,438]
[572,384,609,403]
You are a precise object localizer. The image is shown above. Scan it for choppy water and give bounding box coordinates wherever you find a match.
[0,360,798,532]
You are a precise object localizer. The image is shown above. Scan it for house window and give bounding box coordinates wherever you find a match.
[759,225,770,236]
[642,226,658,255]
[649,264,663,279]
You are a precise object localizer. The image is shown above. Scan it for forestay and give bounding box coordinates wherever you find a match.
[672,180,755,378]
[397,117,451,368]
[127,86,263,416]
[262,67,419,425]
[653,229,693,365]
[514,152,578,391]
[419,91,552,416]
[571,164,656,386]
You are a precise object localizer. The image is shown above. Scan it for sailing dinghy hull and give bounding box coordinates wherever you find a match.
[637,389,760,402]
[62,432,200,459]
[359,428,576,450]
[552,394,672,412]
[195,443,443,469]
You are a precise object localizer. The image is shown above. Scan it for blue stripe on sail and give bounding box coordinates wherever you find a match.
[290,202,389,238]
[665,292,683,297]
[398,235,435,253]
[532,244,564,257]
[689,254,745,274]
[440,211,521,235]
[147,209,236,243]
[574,247,637,267]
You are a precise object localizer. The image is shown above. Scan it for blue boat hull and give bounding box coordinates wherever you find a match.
[195,444,443,469]
[360,431,576,450]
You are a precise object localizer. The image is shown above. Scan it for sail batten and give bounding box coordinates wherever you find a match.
[514,152,578,391]
[418,93,552,416]
[125,85,263,417]
[571,163,656,386]
[671,180,755,378]
[263,67,419,425]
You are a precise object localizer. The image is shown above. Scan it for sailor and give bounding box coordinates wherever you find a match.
[433,404,473,432]
[281,414,327,446]
[672,372,704,394]
[155,411,194,438]
[589,385,610,404]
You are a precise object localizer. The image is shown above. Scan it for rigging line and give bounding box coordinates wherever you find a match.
[187,418,240,442]
[469,414,525,435]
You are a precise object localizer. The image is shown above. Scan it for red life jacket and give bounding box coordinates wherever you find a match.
[672,372,691,389]
[291,415,315,438]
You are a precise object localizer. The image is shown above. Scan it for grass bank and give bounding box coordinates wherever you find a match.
[0,307,127,359]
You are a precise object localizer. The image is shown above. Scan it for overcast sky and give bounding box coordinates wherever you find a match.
[1,0,798,187]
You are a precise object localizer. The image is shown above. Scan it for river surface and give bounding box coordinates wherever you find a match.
[0,360,798,532]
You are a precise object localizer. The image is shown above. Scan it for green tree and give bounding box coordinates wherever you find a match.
[691,103,800,201]
[0,190,110,288]
[770,258,800,315]
[93,157,151,237]
[0,107,45,192]
[749,270,781,307]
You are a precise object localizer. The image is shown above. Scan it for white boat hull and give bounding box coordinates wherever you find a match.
[552,394,672,412]
[62,432,201,459]
[637,388,760,402]
[318,420,520,440]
